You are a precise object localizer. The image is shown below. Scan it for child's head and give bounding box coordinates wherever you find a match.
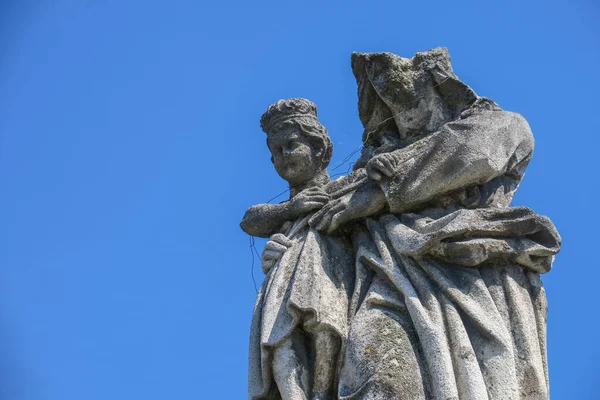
[261,98,332,186]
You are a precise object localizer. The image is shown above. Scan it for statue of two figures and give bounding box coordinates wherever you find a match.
[240,48,561,400]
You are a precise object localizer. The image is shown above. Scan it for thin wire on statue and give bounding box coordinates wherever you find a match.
[247,148,360,292]
[249,235,258,293]
[246,120,387,291]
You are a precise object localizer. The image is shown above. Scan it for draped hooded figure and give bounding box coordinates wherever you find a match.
[307,48,561,399]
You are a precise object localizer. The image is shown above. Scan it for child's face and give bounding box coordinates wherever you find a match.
[267,126,320,185]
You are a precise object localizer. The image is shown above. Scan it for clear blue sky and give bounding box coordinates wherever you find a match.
[0,1,598,399]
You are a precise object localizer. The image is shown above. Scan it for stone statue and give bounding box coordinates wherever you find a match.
[241,98,355,400]
[241,48,561,400]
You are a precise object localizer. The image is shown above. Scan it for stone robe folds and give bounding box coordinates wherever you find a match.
[249,217,354,400]
[338,51,561,400]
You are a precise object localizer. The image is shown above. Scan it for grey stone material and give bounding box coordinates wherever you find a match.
[243,98,354,400]
[241,48,561,400]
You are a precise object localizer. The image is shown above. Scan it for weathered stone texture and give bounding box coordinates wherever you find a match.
[241,48,561,400]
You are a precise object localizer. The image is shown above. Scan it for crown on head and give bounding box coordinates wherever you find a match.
[260,98,320,134]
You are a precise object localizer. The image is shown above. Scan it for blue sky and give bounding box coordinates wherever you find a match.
[0,1,598,399]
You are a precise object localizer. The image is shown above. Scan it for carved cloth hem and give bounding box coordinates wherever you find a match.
[248,221,354,400]
[338,206,560,400]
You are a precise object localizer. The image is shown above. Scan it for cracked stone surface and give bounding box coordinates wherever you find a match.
[241,48,561,400]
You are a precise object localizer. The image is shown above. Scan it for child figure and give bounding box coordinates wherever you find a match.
[241,98,354,400]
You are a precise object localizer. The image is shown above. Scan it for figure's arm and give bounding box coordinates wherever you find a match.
[310,110,534,233]
[367,110,534,213]
[240,186,329,237]
[240,202,294,238]
[309,180,387,233]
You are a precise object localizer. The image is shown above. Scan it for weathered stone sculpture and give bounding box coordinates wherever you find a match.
[241,99,355,400]
[241,48,561,400]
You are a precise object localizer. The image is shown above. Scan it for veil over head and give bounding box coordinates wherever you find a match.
[351,47,479,143]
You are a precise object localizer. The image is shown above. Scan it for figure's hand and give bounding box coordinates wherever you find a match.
[261,233,293,274]
[308,182,387,234]
[288,186,330,217]
[366,152,399,182]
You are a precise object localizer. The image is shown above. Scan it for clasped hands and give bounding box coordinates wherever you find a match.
[308,152,393,234]
[261,154,393,273]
